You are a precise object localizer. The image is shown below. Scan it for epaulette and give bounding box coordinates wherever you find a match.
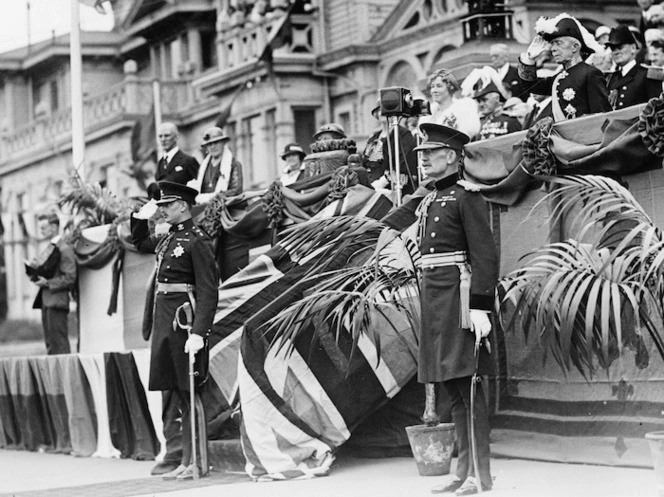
[456,179,482,192]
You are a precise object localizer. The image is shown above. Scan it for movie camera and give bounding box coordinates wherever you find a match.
[379,86,431,118]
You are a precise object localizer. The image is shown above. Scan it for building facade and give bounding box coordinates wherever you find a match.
[0,0,638,320]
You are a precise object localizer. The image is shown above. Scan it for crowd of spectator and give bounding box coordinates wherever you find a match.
[148,4,661,212]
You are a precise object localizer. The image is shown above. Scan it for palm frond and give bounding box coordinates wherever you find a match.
[263,218,420,373]
[499,174,664,379]
[58,174,129,227]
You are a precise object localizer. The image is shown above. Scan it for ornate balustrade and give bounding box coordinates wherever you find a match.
[0,78,198,165]
[216,13,315,71]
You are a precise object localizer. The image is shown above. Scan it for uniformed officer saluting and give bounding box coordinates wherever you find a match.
[131,181,218,480]
[414,123,499,496]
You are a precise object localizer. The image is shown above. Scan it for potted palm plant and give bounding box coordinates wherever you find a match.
[496,174,664,490]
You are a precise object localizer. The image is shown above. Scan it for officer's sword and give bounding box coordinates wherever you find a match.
[176,302,199,480]
[470,336,483,494]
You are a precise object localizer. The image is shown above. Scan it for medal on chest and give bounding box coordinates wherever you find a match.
[171,243,185,258]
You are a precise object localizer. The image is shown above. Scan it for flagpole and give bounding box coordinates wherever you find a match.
[152,79,162,155]
[70,0,86,176]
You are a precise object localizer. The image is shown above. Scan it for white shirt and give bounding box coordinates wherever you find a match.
[496,62,509,80]
[162,146,179,164]
[621,60,636,77]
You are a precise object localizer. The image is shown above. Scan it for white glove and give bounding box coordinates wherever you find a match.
[523,34,550,64]
[134,199,158,220]
[155,222,171,236]
[469,310,492,340]
[184,334,205,355]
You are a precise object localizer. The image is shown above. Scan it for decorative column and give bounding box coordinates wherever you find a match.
[187,27,203,75]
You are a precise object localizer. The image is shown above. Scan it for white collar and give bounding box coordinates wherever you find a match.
[163,147,179,162]
[621,60,636,77]
[51,234,61,245]
[497,63,509,79]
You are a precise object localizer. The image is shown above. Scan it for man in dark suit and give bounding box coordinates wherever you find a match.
[414,123,499,496]
[605,24,661,110]
[522,94,553,129]
[518,14,612,121]
[31,213,77,355]
[490,43,526,101]
[131,182,218,480]
[147,122,200,199]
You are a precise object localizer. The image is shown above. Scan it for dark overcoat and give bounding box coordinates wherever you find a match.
[606,64,661,110]
[417,174,499,383]
[477,112,521,141]
[156,149,200,185]
[131,216,218,391]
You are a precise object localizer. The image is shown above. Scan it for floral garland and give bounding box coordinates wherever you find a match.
[637,94,664,158]
[521,117,556,176]
[327,166,359,201]
[310,138,357,154]
[261,181,285,229]
[200,193,226,238]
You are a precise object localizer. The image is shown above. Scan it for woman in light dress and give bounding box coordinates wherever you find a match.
[419,69,481,140]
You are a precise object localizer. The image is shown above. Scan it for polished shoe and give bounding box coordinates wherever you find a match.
[176,464,204,481]
[151,461,181,476]
[454,476,491,496]
[161,464,187,480]
[431,476,463,494]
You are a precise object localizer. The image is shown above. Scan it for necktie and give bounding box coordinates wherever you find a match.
[159,156,168,172]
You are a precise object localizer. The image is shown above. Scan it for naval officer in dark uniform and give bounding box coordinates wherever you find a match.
[605,24,661,110]
[414,123,499,496]
[518,14,611,121]
[131,181,218,480]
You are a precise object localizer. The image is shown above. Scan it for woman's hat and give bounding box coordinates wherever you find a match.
[313,123,346,140]
[281,143,306,160]
[201,126,230,146]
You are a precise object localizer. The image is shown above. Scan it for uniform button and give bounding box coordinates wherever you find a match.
[441,202,446,206]
[619,102,624,106]
[429,248,435,253]
[620,94,624,98]
[166,265,170,269]
[434,216,440,222]
[622,86,627,90]
[164,278,169,281]
[431,232,436,237]
[450,190,455,194]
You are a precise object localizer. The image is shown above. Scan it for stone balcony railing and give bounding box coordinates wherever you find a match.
[216,13,315,71]
[0,76,197,165]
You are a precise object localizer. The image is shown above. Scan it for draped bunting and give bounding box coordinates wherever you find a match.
[464,100,663,205]
[0,353,158,461]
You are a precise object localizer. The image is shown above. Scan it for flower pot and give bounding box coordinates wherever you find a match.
[646,431,664,496]
[406,423,455,476]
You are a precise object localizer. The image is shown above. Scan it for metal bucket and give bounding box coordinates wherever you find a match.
[406,423,455,476]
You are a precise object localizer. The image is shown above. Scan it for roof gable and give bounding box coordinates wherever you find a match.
[372,0,468,43]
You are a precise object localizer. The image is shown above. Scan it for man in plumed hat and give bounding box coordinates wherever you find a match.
[605,24,661,110]
[517,13,611,121]
[131,181,218,480]
[473,81,521,141]
[414,123,499,495]
[147,122,200,200]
